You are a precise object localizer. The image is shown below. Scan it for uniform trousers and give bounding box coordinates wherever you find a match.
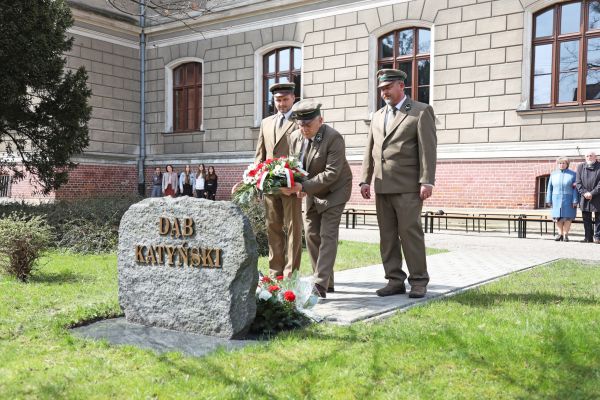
[264,193,302,278]
[304,203,345,288]
[375,192,429,288]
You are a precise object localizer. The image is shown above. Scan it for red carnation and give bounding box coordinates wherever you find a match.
[268,285,280,293]
[283,291,296,302]
[276,275,284,281]
[261,276,271,283]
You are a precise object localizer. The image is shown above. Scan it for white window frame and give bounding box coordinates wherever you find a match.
[368,20,435,115]
[253,41,303,127]
[164,57,204,133]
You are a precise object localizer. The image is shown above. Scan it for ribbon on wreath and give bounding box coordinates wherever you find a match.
[256,167,300,191]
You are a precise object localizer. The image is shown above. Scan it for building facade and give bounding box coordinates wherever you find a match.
[6,0,600,210]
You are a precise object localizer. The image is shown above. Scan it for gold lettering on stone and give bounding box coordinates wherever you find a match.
[214,248,221,268]
[158,217,170,236]
[146,245,157,265]
[165,246,176,266]
[182,218,194,237]
[135,245,146,263]
[177,244,189,267]
[171,218,182,239]
[201,248,214,267]
[190,247,201,267]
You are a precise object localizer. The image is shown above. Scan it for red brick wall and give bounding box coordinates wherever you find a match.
[197,159,582,210]
[6,159,583,210]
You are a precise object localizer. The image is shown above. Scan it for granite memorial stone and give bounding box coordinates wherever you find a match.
[118,196,258,339]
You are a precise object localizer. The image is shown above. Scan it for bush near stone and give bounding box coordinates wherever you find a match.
[0,213,52,281]
[232,197,269,257]
[0,195,142,253]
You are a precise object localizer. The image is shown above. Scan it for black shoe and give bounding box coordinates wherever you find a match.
[554,235,563,241]
[313,283,327,298]
[581,239,593,243]
[327,286,334,293]
[563,235,569,242]
[376,284,406,297]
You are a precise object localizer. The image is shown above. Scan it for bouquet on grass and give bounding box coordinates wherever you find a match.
[232,156,308,205]
[250,272,319,334]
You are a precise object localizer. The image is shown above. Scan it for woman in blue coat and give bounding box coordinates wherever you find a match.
[546,157,578,242]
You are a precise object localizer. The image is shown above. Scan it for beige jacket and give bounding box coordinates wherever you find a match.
[361,97,437,193]
[290,124,352,214]
[255,113,298,163]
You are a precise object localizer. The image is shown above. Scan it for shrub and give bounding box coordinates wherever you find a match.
[0,195,142,254]
[0,213,52,281]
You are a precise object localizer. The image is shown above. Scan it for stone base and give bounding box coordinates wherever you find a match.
[71,318,259,357]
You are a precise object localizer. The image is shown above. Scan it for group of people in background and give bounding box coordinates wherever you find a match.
[546,151,600,243]
[150,164,218,200]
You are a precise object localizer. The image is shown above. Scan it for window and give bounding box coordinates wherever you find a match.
[262,47,301,117]
[0,175,9,197]
[173,62,202,132]
[536,174,551,209]
[377,27,431,107]
[532,1,600,107]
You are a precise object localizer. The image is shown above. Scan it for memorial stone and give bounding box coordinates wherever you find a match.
[118,196,258,339]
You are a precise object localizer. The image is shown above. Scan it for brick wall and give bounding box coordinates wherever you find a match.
[54,164,138,200]
[193,158,583,210]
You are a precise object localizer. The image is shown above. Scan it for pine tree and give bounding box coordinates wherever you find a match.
[0,0,92,194]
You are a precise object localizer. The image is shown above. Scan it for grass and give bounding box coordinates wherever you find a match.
[1,250,599,399]
[257,240,446,276]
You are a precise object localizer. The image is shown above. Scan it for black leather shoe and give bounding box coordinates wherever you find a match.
[408,286,427,298]
[327,286,334,293]
[376,284,406,297]
[563,235,569,242]
[554,235,563,241]
[313,283,327,298]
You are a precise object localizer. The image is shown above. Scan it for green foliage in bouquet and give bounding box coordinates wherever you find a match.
[250,297,311,334]
[250,273,317,334]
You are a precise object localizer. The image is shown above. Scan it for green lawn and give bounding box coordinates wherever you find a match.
[257,240,446,276]
[1,250,599,399]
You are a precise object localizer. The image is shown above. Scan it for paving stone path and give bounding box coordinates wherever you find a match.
[312,228,600,324]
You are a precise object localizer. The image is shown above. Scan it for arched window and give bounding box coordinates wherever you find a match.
[377,27,431,107]
[262,47,301,117]
[173,62,202,132]
[532,1,600,107]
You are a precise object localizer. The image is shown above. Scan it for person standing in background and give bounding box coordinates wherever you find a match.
[576,151,600,243]
[205,166,218,200]
[162,165,178,197]
[151,166,162,197]
[546,157,578,242]
[195,164,207,199]
[179,164,195,197]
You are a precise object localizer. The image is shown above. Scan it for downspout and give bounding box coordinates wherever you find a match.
[137,0,146,196]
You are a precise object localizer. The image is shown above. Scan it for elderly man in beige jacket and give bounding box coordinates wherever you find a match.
[360,69,437,298]
[281,99,352,298]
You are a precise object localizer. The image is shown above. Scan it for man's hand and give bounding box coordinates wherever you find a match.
[420,185,433,200]
[360,184,371,199]
[280,182,302,196]
[584,192,593,200]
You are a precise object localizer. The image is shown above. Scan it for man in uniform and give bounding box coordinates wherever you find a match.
[281,100,352,298]
[255,82,302,278]
[359,69,437,298]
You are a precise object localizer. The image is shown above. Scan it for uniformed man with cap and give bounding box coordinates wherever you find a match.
[280,99,352,298]
[359,69,437,298]
[254,82,302,278]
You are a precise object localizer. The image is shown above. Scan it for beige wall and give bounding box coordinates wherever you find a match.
[71,0,600,163]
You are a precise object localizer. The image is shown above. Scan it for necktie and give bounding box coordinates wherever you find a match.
[278,114,285,129]
[384,106,397,136]
[302,139,312,167]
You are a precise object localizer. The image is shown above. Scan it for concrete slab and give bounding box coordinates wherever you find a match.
[71,318,260,357]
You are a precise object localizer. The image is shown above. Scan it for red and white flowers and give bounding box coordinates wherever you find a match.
[233,156,308,204]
